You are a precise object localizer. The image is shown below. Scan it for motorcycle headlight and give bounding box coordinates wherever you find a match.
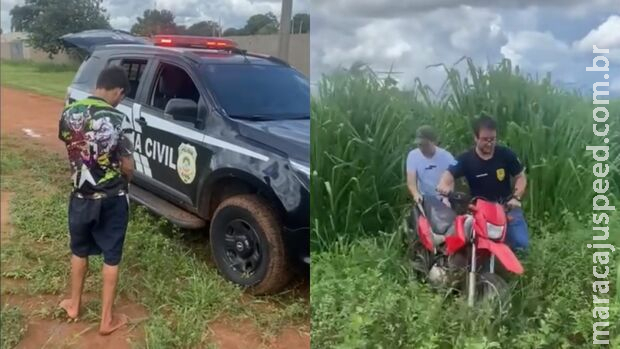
[486,222,504,240]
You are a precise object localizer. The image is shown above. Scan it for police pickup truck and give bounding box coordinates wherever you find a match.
[60,30,309,295]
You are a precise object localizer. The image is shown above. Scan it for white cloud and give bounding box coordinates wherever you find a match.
[573,15,620,52]
[312,0,619,96]
[109,16,135,31]
[313,0,585,18]
[500,30,570,72]
[319,19,414,68]
[563,0,620,19]
[312,5,509,92]
[449,6,505,51]
[151,0,280,24]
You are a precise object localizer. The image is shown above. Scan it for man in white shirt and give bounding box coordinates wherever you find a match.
[406,125,456,206]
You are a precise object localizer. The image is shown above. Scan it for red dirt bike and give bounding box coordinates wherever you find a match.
[408,192,524,312]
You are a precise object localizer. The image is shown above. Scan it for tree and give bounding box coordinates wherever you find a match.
[176,25,187,34]
[185,21,221,36]
[244,12,278,35]
[9,4,37,32]
[10,0,110,57]
[130,9,179,36]
[221,12,309,37]
[291,13,309,33]
[222,12,279,37]
[223,28,241,37]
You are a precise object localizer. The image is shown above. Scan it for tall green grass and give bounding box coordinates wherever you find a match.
[311,58,620,251]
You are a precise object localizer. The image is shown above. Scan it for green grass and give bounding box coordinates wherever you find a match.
[0,305,27,349]
[0,136,308,348]
[312,212,620,349]
[311,59,620,347]
[0,59,78,99]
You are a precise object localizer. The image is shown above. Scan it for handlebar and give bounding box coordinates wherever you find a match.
[440,191,470,203]
[439,191,516,211]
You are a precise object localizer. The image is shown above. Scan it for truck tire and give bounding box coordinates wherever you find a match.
[209,194,292,295]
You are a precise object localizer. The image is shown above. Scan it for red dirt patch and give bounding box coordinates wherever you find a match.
[2,291,148,349]
[0,87,66,155]
[15,302,147,349]
[209,317,310,349]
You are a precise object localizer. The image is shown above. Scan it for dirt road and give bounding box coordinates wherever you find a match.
[0,88,67,155]
[0,87,310,349]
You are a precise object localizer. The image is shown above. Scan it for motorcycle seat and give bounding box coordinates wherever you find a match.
[422,195,456,235]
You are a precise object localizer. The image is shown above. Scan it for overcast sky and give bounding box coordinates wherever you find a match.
[2,0,619,96]
[1,0,310,33]
[312,0,620,96]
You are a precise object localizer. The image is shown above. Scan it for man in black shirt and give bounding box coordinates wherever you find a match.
[436,115,529,252]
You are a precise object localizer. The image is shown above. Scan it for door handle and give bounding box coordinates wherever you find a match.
[136,116,147,126]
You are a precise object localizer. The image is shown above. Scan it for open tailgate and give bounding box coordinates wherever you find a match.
[60,29,152,53]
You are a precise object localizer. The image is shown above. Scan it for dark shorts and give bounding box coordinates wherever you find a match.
[68,193,129,266]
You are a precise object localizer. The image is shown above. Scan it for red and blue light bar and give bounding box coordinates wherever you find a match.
[153,35,237,50]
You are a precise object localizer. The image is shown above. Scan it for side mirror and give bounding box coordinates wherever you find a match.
[164,98,197,123]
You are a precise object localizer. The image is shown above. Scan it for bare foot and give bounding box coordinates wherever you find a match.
[99,313,129,335]
[59,299,79,319]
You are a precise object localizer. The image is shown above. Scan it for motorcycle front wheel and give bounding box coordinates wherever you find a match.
[474,272,511,315]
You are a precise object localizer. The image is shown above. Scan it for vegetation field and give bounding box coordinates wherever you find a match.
[0,60,78,99]
[310,59,620,348]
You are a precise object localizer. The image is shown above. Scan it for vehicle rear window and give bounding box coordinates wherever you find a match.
[200,64,309,120]
[73,55,101,88]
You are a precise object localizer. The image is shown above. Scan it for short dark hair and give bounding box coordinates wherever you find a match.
[472,115,497,136]
[415,125,437,143]
[96,66,130,93]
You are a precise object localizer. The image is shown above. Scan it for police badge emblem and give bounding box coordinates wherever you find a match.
[496,168,505,181]
[177,143,198,184]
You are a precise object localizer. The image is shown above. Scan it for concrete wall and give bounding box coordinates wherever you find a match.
[0,32,310,76]
[1,32,76,64]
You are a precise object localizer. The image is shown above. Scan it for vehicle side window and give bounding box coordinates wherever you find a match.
[107,58,148,100]
[148,62,201,128]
